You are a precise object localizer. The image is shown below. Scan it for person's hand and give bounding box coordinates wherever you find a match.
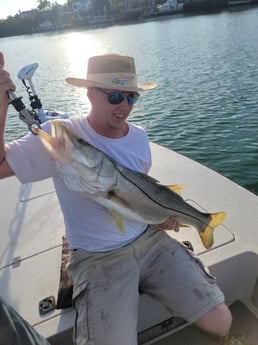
[158,216,180,232]
[0,52,16,107]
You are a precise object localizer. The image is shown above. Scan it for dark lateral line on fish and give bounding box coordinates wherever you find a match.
[116,167,205,223]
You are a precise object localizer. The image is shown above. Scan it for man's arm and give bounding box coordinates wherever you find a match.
[0,51,16,179]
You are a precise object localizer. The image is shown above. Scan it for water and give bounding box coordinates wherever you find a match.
[1,7,258,194]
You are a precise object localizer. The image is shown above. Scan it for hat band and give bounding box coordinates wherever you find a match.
[87,73,137,89]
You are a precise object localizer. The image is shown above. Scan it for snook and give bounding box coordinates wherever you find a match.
[36,120,226,249]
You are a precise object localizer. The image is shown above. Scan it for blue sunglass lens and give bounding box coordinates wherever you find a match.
[108,93,124,105]
[97,88,139,106]
[127,95,134,106]
[128,93,139,106]
[109,92,139,106]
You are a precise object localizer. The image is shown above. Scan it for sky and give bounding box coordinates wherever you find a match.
[0,0,67,20]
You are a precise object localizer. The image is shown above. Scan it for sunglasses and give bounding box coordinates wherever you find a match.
[96,87,140,106]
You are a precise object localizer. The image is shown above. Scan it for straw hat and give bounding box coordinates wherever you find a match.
[66,54,157,92]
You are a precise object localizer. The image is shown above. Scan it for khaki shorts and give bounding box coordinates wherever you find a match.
[67,226,224,345]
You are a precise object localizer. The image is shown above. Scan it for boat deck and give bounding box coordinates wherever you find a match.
[48,302,258,345]
[1,143,258,345]
[152,302,257,345]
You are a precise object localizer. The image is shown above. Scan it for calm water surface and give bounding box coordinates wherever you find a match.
[1,7,258,194]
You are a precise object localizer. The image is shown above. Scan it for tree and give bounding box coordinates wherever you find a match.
[37,0,51,11]
[92,0,111,15]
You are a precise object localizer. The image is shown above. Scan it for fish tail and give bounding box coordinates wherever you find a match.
[199,212,226,249]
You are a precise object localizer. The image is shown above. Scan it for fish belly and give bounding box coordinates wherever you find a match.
[113,166,211,231]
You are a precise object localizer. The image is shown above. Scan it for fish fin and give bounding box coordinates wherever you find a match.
[199,212,226,249]
[108,194,127,233]
[36,128,59,155]
[166,184,185,195]
[36,128,54,144]
[110,209,125,233]
[37,126,73,163]
[199,227,214,249]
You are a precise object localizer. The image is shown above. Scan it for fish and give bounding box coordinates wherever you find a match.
[35,119,226,249]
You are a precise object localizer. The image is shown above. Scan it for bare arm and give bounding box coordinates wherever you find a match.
[0,51,16,179]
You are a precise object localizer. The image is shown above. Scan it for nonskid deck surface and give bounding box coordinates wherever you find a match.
[152,302,258,345]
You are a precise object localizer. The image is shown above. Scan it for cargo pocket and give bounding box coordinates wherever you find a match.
[73,282,92,344]
[181,243,216,283]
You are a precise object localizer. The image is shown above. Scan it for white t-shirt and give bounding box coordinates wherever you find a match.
[6,117,152,251]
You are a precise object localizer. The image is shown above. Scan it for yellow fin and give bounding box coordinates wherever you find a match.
[110,209,125,233]
[167,184,185,195]
[199,227,214,249]
[108,194,127,233]
[36,128,54,144]
[199,212,226,249]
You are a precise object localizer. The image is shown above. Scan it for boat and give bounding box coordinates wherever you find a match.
[0,65,258,344]
[1,142,258,344]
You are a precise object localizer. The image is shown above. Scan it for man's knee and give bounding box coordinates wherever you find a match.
[194,303,232,336]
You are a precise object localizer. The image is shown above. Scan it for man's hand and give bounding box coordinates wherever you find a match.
[0,52,16,107]
[158,216,180,232]
[0,52,4,67]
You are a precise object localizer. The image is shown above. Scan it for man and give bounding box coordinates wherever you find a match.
[0,52,232,345]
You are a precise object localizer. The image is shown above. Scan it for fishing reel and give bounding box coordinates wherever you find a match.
[18,63,43,114]
[8,63,69,134]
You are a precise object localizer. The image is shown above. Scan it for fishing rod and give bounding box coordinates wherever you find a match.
[8,89,40,134]
[8,63,68,134]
